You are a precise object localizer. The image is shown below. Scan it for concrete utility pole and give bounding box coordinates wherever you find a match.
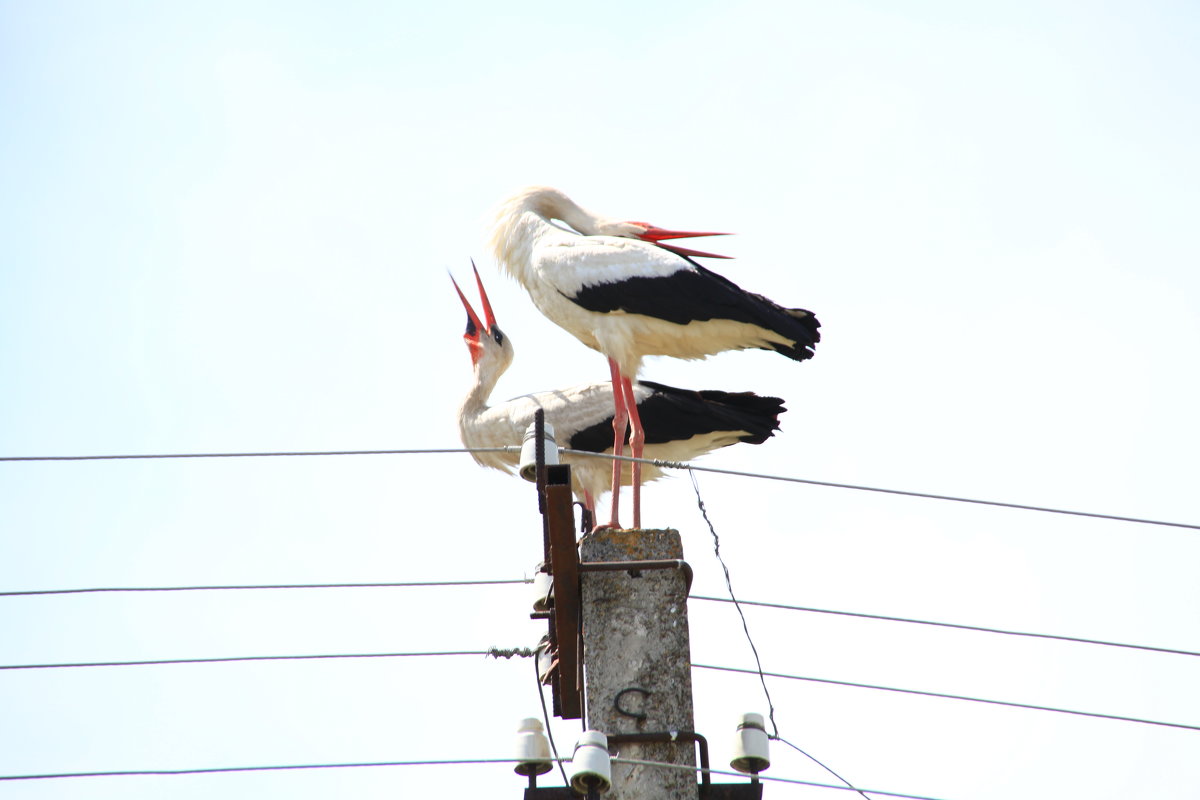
[580,528,696,800]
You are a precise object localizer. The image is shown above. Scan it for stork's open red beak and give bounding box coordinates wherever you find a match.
[452,262,499,331]
[635,225,732,259]
[451,262,501,365]
[451,273,485,338]
[470,259,497,330]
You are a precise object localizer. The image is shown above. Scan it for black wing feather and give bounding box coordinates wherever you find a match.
[566,260,820,362]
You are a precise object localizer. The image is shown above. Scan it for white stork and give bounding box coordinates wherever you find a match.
[453,265,786,528]
[487,186,819,529]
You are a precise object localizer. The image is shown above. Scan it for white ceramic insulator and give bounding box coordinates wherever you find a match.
[518,420,559,481]
[568,730,612,794]
[730,712,771,774]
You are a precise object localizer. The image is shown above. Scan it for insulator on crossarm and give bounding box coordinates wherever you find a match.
[569,730,612,795]
[730,712,771,775]
[518,420,559,481]
[514,717,553,777]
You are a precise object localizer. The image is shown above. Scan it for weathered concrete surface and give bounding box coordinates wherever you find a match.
[580,528,696,800]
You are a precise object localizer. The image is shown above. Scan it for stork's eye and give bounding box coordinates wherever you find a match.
[492,327,505,345]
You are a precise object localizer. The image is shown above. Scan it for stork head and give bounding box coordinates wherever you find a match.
[451,261,513,374]
[594,219,733,260]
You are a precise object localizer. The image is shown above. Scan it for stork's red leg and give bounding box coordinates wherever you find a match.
[606,358,628,530]
[620,375,644,529]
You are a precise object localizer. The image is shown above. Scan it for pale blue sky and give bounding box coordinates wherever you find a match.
[2,2,1199,798]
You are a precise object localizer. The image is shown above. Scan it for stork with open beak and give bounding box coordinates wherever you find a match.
[453,264,787,528]
[487,186,820,529]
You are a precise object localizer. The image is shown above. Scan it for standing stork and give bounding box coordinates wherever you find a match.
[488,186,819,529]
[453,265,786,527]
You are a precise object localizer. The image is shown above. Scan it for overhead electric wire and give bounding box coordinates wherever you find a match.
[0,649,534,671]
[0,579,531,598]
[4,445,1196,531]
[0,447,517,462]
[0,756,952,798]
[7,581,1189,661]
[565,450,1200,532]
[608,756,954,800]
[9,579,1183,660]
[0,758,520,782]
[692,595,1200,658]
[694,663,1200,732]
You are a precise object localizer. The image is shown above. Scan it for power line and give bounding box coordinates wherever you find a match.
[609,756,955,800]
[0,758,519,782]
[692,595,1200,658]
[6,445,1196,531]
[694,663,1200,732]
[9,580,1189,661]
[0,649,534,671]
[0,447,516,462]
[563,450,1200,532]
[0,579,531,598]
[0,755,952,798]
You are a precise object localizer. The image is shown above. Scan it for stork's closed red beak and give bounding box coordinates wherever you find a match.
[635,225,732,259]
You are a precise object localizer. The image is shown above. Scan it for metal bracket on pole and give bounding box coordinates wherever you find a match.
[524,730,764,799]
[606,731,763,800]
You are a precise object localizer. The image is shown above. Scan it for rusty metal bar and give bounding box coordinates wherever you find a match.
[545,464,581,719]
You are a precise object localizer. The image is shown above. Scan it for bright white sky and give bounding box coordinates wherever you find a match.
[2,2,1198,798]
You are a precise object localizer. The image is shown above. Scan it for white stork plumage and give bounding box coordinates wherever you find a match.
[487,186,819,529]
[453,265,786,527]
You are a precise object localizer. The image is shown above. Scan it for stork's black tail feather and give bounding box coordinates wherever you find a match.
[633,381,785,446]
[567,382,787,454]
[768,303,821,362]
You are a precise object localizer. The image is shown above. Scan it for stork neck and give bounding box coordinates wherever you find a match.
[532,188,602,235]
[489,187,605,285]
[458,356,504,422]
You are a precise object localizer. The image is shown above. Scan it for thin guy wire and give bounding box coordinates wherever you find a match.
[694,663,1200,732]
[609,756,954,800]
[0,579,532,598]
[692,595,1200,658]
[0,758,521,782]
[689,471,778,737]
[0,649,534,671]
[6,444,1196,532]
[774,736,872,800]
[561,450,1200,532]
[691,470,870,797]
[534,654,570,787]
